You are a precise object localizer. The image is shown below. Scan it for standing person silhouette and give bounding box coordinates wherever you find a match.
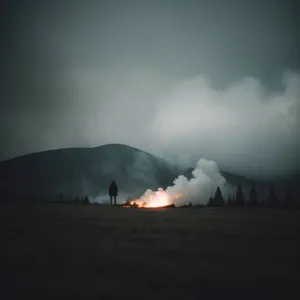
[108,180,118,205]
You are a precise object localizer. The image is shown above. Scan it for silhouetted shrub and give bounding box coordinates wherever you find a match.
[227,196,235,206]
[235,185,245,206]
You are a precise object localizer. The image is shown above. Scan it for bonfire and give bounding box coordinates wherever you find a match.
[123,188,181,208]
[123,200,176,208]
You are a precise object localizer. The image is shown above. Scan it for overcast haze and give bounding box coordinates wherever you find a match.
[2,0,300,178]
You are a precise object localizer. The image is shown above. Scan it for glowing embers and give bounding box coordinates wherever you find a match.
[124,188,181,208]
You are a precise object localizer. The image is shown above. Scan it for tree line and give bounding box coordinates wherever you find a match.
[203,182,296,208]
[50,194,90,204]
[2,181,297,209]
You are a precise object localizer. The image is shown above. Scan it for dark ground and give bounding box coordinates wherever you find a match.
[1,203,300,299]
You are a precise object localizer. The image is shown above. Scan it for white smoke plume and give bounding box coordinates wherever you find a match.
[136,158,232,207]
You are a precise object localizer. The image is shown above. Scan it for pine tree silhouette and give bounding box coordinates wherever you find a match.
[213,186,225,206]
[248,181,258,206]
[235,185,245,206]
[207,196,214,206]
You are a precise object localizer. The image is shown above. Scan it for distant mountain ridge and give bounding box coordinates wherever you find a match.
[0,144,297,202]
[0,144,178,199]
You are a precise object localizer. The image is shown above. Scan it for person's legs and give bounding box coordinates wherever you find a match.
[110,196,112,205]
[114,196,117,205]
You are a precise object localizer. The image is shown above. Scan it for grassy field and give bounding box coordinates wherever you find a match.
[1,203,300,299]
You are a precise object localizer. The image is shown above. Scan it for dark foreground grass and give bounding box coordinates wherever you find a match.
[1,203,300,299]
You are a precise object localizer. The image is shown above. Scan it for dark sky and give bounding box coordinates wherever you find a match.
[1,0,300,178]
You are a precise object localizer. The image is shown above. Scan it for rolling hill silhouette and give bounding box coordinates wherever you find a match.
[0,144,179,199]
[0,143,297,202]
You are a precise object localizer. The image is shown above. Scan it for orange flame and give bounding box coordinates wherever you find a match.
[125,188,182,208]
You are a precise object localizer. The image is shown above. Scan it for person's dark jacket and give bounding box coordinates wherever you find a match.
[108,181,118,196]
